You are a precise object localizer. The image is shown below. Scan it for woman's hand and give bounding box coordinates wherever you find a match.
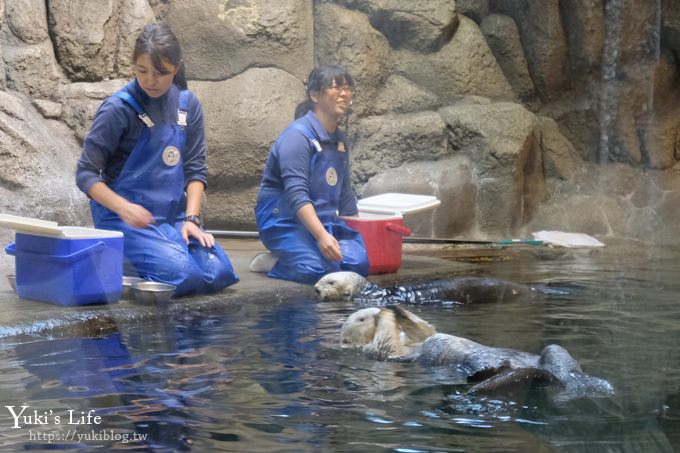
[317,231,343,262]
[118,202,155,228]
[87,182,154,228]
[296,203,343,262]
[181,221,215,248]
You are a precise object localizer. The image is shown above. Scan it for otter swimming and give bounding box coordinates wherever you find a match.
[341,306,614,400]
[316,271,542,305]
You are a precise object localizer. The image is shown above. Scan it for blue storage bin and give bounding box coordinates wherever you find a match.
[5,227,124,306]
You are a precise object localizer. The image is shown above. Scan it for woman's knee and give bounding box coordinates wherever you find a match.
[340,244,369,276]
[270,256,340,284]
[189,242,239,293]
[341,258,369,277]
[150,247,204,296]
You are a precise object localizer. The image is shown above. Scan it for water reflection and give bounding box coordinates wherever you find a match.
[1,248,680,451]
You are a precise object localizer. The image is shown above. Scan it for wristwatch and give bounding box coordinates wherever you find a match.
[184,215,203,228]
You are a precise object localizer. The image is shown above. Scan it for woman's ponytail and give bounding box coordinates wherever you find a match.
[173,61,188,90]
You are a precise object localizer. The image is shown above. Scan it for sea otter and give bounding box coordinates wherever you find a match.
[316,271,537,305]
[341,306,614,400]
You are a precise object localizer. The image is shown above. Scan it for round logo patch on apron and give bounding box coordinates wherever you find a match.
[163,146,181,167]
[325,167,338,186]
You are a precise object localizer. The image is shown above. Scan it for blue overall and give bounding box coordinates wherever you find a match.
[255,118,369,284]
[91,83,239,296]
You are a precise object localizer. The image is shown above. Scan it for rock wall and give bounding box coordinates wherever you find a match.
[1,0,680,246]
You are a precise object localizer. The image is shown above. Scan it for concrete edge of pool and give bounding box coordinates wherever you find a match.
[0,239,486,339]
[0,237,647,340]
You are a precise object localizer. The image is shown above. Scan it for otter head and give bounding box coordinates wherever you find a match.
[315,271,368,301]
[340,306,436,359]
[340,307,381,348]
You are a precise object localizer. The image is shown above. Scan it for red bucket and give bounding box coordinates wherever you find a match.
[342,212,411,275]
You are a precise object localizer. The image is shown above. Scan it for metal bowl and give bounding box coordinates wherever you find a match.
[121,276,145,299]
[130,281,176,305]
[7,274,16,292]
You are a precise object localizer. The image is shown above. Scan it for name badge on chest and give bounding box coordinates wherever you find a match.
[163,146,181,167]
[326,167,338,186]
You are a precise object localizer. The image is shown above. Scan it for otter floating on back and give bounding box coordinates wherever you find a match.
[341,306,614,401]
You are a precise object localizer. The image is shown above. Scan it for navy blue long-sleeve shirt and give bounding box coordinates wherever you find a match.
[258,111,358,216]
[76,80,207,196]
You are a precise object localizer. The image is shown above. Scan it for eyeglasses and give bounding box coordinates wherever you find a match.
[327,84,354,95]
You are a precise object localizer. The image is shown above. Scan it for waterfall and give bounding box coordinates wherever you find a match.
[598,0,623,164]
[598,0,664,165]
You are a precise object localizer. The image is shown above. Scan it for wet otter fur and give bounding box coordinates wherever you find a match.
[315,271,369,301]
[340,306,436,358]
[341,306,614,400]
[316,271,531,305]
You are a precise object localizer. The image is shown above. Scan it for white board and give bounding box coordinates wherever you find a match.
[358,193,440,215]
[0,214,63,237]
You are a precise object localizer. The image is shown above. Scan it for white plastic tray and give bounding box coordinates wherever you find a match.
[0,214,123,238]
[358,193,440,215]
[340,211,403,221]
[0,214,63,237]
[531,231,605,248]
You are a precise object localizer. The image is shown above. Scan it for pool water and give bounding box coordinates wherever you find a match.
[0,246,679,452]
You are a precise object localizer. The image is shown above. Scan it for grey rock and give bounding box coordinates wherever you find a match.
[165,0,313,81]
[58,80,128,100]
[32,99,62,119]
[649,189,680,246]
[539,98,600,162]
[3,41,64,98]
[480,14,535,102]
[371,74,441,116]
[663,0,680,56]
[361,157,478,238]
[204,186,260,230]
[190,68,304,189]
[439,100,536,174]
[314,3,393,117]
[0,90,89,232]
[490,0,568,101]
[351,111,448,184]
[457,0,490,23]
[57,80,127,141]
[5,0,49,44]
[0,39,5,90]
[334,0,458,52]
[522,163,680,246]
[147,0,170,19]
[47,0,154,81]
[640,107,680,169]
[559,0,605,78]
[538,116,581,182]
[439,100,547,233]
[395,15,514,103]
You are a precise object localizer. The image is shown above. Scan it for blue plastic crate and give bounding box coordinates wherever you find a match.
[5,227,124,306]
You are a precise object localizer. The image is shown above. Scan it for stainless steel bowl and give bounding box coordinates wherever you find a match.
[121,276,145,299]
[7,274,16,292]
[130,281,176,305]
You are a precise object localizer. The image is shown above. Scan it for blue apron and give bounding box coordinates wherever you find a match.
[256,121,368,284]
[91,82,239,296]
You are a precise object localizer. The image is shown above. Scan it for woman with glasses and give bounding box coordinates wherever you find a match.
[253,65,369,284]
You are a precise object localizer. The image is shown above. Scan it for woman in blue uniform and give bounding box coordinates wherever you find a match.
[254,65,369,284]
[76,23,238,296]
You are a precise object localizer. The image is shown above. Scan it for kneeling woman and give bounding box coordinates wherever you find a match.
[76,23,239,296]
[255,65,369,284]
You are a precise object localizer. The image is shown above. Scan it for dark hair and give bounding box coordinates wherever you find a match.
[294,64,354,119]
[132,23,187,90]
